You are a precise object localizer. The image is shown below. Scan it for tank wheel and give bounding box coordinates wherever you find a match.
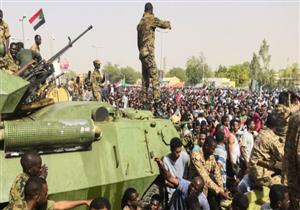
[141,175,167,209]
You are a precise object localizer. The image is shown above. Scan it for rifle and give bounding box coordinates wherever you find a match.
[19,25,93,104]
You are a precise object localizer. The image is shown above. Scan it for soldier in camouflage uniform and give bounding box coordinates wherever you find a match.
[285,111,300,209]
[137,2,171,103]
[7,151,47,207]
[272,91,300,139]
[0,10,10,56]
[72,76,83,101]
[272,91,300,185]
[5,177,90,210]
[0,42,19,74]
[191,136,230,205]
[91,59,104,101]
[248,114,284,188]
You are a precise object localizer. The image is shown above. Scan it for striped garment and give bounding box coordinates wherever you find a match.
[214,143,227,189]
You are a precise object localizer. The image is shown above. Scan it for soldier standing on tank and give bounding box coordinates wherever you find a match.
[30,34,42,54]
[91,59,105,101]
[0,10,10,56]
[137,2,171,107]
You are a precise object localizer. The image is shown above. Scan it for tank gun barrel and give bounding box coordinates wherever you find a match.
[20,25,93,104]
[47,25,93,64]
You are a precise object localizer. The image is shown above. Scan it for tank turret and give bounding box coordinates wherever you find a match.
[0,71,29,114]
[0,25,178,210]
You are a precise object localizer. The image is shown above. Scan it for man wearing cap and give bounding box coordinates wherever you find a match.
[137,2,171,105]
[91,59,104,101]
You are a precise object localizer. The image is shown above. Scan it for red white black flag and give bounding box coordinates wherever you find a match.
[29,8,45,31]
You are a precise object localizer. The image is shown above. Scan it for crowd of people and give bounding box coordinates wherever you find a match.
[3,84,299,210]
[1,3,299,210]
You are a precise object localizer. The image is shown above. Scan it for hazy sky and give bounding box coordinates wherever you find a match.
[1,0,299,73]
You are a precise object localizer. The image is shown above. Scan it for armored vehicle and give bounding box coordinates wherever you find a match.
[0,26,178,209]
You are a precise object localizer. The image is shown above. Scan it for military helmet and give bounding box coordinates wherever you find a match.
[93,59,101,64]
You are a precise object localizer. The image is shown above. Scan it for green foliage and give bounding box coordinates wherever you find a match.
[215,63,250,87]
[259,39,271,71]
[120,66,141,84]
[277,63,300,89]
[63,70,77,80]
[249,39,274,87]
[249,53,262,81]
[185,55,213,85]
[102,63,123,83]
[165,67,187,81]
[262,69,276,88]
[215,65,227,78]
[102,63,140,84]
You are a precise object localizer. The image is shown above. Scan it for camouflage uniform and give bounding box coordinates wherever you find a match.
[4,200,55,210]
[8,172,29,205]
[91,60,103,101]
[191,149,224,196]
[72,82,83,101]
[248,128,284,187]
[272,104,300,185]
[0,20,10,57]
[137,12,170,102]
[6,53,19,73]
[272,104,300,138]
[0,52,18,74]
[285,111,300,209]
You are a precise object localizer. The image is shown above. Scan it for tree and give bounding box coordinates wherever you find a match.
[259,39,271,72]
[263,69,276,88]
[249,53,262,81]
[120,66,140,84]
[165,67,187,81]
[185,55,213,85]
[63,70,77,80]
[249,39,274,87]
[102,63,140,84]
[102,63,122,83]
[215,63,250,87]
[215,65,227,78]
[277,63,300,89]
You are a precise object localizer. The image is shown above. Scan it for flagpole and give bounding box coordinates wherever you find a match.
[45,26,54,56]
[19,16,26,46]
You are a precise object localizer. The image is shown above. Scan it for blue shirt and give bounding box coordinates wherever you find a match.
[214,143,227,189]
[192,144,201,153]
[170,177,210,210]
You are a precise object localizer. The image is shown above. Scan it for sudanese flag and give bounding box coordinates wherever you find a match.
[29,8,45,31]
